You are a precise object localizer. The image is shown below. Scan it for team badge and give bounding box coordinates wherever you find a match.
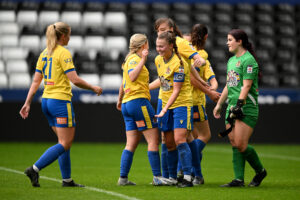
[236,61,241,67]
[129,60,137,65]
[179,66,184,73]
[247,65,253,73]
[166,66,171,74]
[227,70,240,87]
[159,76,171,91]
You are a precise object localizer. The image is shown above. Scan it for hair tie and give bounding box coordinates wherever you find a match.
[53,24,56,29]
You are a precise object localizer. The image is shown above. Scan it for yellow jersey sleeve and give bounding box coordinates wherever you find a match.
[204,60,216,82]
[59,48,75,73]
[176,37,198,60]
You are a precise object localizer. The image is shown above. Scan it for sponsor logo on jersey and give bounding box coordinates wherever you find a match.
[64,58,72,63]
[56,117,67,124]
[136,120,145,127]
[227,70,240,87]
[45,81,54,85]
[179,66,184,73]
[247,65,253,73]
[236,61,241,67]
[129,60,137,65]
[159,76,171,91]
[124,88,131,93]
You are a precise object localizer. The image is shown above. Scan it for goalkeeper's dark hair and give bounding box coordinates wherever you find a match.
[154,18,183,37]
[158,31,183,66]
[191,24,208,51]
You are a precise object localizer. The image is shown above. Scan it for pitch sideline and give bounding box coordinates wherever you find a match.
[0,166,141,200]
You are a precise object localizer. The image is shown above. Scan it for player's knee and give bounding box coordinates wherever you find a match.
[60,142,72,150]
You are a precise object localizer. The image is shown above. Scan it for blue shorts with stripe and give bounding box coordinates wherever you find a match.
[41,98,76,128]
[159,106,193,132]
[193,104,208,122]
[122,98,158,131]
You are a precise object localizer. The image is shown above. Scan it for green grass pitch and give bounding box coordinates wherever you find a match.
[0,143,300,200]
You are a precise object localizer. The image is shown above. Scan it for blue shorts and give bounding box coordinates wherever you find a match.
[156,98,162,128]
[122,98,158,131]
[193,104,208,122]
[159,106,193,132]
[42,98,76,128]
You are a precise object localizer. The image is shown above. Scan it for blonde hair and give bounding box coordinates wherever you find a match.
[124,34,148,63]
[46,22,70,55]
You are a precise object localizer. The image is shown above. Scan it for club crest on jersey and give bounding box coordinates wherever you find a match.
[247,65,253,73]
[166,66,171,74]
[129,60,137,65]
[179,66,184,73]
[236,61,241,67]
[227,70,240,87]
[64,58,72,63]
[159,76,171,91]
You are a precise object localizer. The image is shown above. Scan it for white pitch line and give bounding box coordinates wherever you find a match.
[0,166,141,200]
[206,147,300,161]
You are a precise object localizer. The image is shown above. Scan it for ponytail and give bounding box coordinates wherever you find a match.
[46,22,70,56]
[191,24,208,51]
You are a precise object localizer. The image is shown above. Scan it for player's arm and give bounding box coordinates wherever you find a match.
[116,81,124,111]
[209,77,218,91]
[20,72,43,119]
[192,53,206,67]
[129,49,148,82]
[213,85,228,119]
[66,71,102,95]
[149,78,160,90]
[156,81,182,118]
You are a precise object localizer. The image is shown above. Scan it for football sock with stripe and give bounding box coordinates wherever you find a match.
[188,140,201,177]
[58,149,71,179]
[120,149,134,178]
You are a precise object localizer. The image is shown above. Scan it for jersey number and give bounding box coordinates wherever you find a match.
[42,57,53,79]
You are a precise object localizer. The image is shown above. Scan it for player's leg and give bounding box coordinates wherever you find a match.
[164,130,178,185]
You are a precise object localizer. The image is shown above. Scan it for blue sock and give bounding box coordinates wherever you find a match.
[188,140,201,177]
[148,151,161,177]
[196,139,206,177]
[177,143,192,175]
[120,149,134,178]
[58,149,71,179]
[167,149,178,179]
[35,143,65,170]
[161,144,169,178]
[177,158,182,173]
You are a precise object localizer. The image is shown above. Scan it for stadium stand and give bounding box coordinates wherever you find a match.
[0,0,299,89]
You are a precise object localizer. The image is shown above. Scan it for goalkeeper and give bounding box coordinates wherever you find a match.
[213,29,267,187]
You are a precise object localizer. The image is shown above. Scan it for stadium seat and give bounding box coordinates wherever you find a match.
[0,11,15,22]
[215,3,234,12]
[276,25,296,36]
[151,2,170,13]
[84,1,106,12]
[8,73,31,88]
[0,60,4,72]
[0,35,18,47]
[276,3,294,14]
[61,11,82,28]
[129,13,150,25]
[275,13,294,24]
[39,11,60,29]
[256,25,275,36]
[105,36,127,54]
[261,62,277,74]
[6,60,28,74]
[172,13,191,26]
[235,3,254,13]
[67,35,83,51]
[107,2,127,12]
[104,12,127,35]
[19,35,41,51]
[235,13,253,24]
[214,13,232,24]
[172,2,191,13]
[256,3,274,13]
[130,24,151,36]
[82,12,104,28]
[261,74,279,87]
[278,37,297,49]
[79,74,101,87]
[255,13,274,24]
[0,73,8,88]
[18,1,40,11]
[100,74,122,90]
[84,36,105,51]
[1,47,29,61]
[40,1,61,11]
[256,48,273,62]
[256,37,276,49]
[128,2,148,13]
[17,10,38,26]
[0,1,18,10]
[0,23,19,35]
[281,74,299,87]
[194,3,213,13]
[193,13,212,25]
[279,63,298,74]
[63,1,83,12]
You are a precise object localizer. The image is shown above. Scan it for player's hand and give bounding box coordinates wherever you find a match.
[230,99,245,119]
[213,104,222,119]
[208,90,221,103]
[93,86,103,96]
[116,100,122,111]
[155,108,167,118]
[193,57,206,67]
[20,104,30,119]
[141,49,149,60]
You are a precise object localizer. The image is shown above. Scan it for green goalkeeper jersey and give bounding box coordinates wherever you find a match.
[226,51,259,116]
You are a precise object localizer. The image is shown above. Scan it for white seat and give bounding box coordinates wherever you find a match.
[17,10,38,26]
[1,47,29,61]
[104,12,127,29]
[61,11,82,27]
[67,35,83,51]
[0,11,16,22]
[80,73,101,85]
[82,12,103,27]
[39,11,60,28]
[0,23,19,35]
[0,35,18,47]
[84,36,105,51]
[19,35,41,50]
[0,73,8,88]
[6,60,28,73]
[9,73,31,88]
[0,60,5,72]
[100,74,122,89]
[105,36,127,53]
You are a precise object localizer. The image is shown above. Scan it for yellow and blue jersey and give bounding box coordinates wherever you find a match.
[155,53,193,109]
[36,45,75,101]
[158,36,198,100]
[191,49,215,106]
[122,54,150,103]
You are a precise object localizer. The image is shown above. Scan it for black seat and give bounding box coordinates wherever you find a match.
[0,0,18,10]
[260,74,279,87]
[151,2,170,13]
[84,2,106,12]
[193,13,212,25]
[256,37,276,50]
[214,3,233,13]
[255,24,275,37]
[63,1,83,12]
[171,2,191,13]
[40,1,61,11]
[235,3,254,13]
[128,2,148,13]
[280,74,299,87]
[193,3,213,13]
[276,25,296,36]
[18,1,40,10]
[107,2,127,12]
